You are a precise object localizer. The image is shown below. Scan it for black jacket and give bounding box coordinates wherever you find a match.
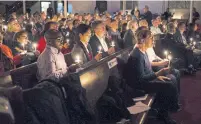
[23,80,70,124]
[107,29,124,50]
[143,11,152,27]
[71,42,95,65]
[123,29,136,48]
[59,73,96,124]
[89,35,111,58]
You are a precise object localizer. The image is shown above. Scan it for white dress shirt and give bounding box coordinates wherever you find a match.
[150,26,163,35]
[146,47,162,62]
[37,45,68,82]
[96,35,109,52]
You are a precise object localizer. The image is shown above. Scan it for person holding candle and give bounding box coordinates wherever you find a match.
[107,19,123,50]
[37,29,68,82]
[186,23,201,44]
[174,22,201,70]
[124,29,178,124]
[89,21,115,58]
[71,24,101,65]
[9,31,38,67]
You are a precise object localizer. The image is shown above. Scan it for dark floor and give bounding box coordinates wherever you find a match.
[147,71,201,124]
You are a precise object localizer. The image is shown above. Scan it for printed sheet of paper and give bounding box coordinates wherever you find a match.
[127,101,150,115]
[133,94,148,102]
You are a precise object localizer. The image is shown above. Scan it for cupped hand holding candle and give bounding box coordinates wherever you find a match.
[66,39,70,44]
[75,55,81,64]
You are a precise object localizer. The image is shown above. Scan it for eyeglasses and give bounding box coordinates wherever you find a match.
[56,37,64,43]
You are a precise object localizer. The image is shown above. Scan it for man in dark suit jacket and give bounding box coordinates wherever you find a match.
[89,21,115,59]
[71,24,98,67]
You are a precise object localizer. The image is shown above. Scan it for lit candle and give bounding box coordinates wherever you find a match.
[66,32,69,36]
[33,43,37,51]
[164,50,168,59]
[98,46,102,53]
[3,25,7,31]
[22,43,25,50]
[75,55,81,64]
[190,38,193,42]
[168,55,172,67]
[111,41,115,47]
[66,39,70,44]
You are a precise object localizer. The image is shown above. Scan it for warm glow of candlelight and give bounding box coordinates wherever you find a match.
[66,39,70,44]
[75,55,81,63]
[3,25,7,30]
[33,43,37,51]
[164,51,168,55]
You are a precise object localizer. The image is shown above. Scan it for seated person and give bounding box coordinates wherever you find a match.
[173,22,201,70]
[185,23,201,44]
[11,31,39,67]
[139,19,149,29]
[107,19,124,50]
[124,29,178,124]
[37,29,68,82]
[71,24,101,65]
[4,18,22,47]
[37,21,58,54]
[150,15,163,35]
[0,33,14,71]
[89,21,115,59]
[123,20,138,48]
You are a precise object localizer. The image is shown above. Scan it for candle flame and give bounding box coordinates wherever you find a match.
[164,50,168,55]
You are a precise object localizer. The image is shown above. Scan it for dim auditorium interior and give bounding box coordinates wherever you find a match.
[1,1,201,124]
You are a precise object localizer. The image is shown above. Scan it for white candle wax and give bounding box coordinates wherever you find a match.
[75,55,81,63]
[98,46,102,53]
[168,55,172,67]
